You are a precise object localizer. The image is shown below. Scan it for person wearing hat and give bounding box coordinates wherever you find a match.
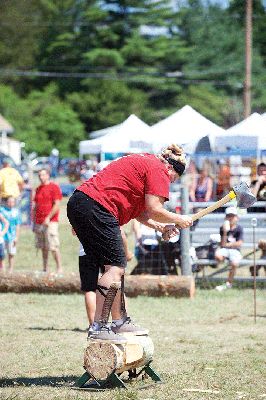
[67,144,193,343]
[215,206,244,291]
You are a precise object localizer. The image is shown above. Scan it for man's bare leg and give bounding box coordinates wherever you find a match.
[228,263,238,285]
[85,291,96,325]
[51,249,63,273]
[42,249,49,272]
[8,254,14,273]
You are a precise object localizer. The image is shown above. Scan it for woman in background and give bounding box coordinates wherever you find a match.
[189,167,213,202]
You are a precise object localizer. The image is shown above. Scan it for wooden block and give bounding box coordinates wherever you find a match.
[84,335,154,380]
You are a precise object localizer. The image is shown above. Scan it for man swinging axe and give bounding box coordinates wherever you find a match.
[67,144,192,343]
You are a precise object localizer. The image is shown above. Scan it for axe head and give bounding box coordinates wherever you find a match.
[233,182,256,208]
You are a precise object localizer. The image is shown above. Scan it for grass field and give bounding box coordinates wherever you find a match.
[1,290,266,400]
[1,194,266,399]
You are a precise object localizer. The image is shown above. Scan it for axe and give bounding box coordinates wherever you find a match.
[191,181,256,222]
[162,182,256,240]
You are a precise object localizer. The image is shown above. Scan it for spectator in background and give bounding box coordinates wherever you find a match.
[80,163,96,183]
[250,163,266,209]
[215,206,243,292]
[0,212,9,271]
[32,169,63,273]
[0,160,24,203]
[216,159,231,199]
[0,196,21,272]
[189,167,213,202]
[49,148,59,178]
[132,219,162,274]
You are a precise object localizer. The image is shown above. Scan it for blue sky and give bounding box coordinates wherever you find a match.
[175,0,266,8]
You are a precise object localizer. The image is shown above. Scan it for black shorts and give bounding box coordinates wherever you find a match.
[67,191,126,292]
[79,254,100,292]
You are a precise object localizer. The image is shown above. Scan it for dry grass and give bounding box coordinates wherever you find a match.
[1,290,266,400]
[1,194,266,399]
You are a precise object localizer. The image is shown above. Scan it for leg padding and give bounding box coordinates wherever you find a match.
[100,282,120,324]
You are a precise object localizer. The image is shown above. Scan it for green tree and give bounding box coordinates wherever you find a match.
[177,1,265,122]
[66,79,150,132]
[228,0,266,64]
[0,84,85,156]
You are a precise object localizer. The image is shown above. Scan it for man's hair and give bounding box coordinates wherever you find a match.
[257,162,266,170]
[158,144,186,168]
[38,168,50,176]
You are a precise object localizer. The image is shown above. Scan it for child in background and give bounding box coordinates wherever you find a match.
[215,206,243,291]
[0,212,9,270]
[0,196,21,272]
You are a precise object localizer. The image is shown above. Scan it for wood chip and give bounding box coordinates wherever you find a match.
[182,388,220,394]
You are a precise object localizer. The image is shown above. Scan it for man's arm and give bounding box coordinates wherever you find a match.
[136,211,165,233]
[251,176,266,197]
[0,214,9,236]
[14,224,20,245]
[224,239,243,249]
[144,194,192,229]
[43,199,61,226]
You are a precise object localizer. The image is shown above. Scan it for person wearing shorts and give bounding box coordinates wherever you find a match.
[215,206,244,291]
[33,169,63,273]
[0,196,21,272]
[67,144,193,343]
[0,212,9,271]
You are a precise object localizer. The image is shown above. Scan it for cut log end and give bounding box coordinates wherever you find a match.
[84,335,154,380]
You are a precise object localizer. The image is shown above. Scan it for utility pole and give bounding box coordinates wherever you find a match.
[244,0,252,119]
[180,183,191,275]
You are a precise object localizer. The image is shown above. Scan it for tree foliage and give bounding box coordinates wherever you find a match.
[0,0,265,156]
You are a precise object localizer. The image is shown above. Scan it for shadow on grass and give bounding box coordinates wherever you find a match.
[27,326,86,333]
[0,375,77,387]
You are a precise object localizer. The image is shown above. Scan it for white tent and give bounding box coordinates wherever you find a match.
[90,123,121,139]
[150,105,225,154]
[79,115,152,158]
[214,113,266,152]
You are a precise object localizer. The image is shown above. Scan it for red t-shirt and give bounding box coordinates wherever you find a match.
[34,182,62,224]
[77,154,170,225]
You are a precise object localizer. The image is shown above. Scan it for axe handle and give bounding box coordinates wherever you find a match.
[191,192,235,222]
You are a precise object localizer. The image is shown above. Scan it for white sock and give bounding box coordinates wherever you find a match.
[112,319,124,326]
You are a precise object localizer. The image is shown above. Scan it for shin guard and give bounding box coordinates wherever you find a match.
[99,282,120,325]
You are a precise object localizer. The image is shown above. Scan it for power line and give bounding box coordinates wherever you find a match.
[0,67,240,87]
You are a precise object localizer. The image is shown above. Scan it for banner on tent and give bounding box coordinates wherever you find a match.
[129,140,153,152]
[215,135,258,152]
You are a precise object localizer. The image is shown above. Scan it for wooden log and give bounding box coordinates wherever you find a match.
[83,335,154,380]
[0,271,195,298]
[125,274,195,298]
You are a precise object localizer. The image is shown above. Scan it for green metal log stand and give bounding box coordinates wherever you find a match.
[74,361,162,390]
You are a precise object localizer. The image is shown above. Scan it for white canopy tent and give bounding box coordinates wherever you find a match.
[90,123,121,139]
[0,114,21,164]
[150,105,225,154]
[79,114,153,158]
[214,113,266,152]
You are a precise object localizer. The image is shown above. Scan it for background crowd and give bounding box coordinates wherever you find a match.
[0,155,265,290]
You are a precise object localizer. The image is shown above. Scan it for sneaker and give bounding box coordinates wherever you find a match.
[88,323,127,344]
[111,317,149,336]
[215,282,232,292]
